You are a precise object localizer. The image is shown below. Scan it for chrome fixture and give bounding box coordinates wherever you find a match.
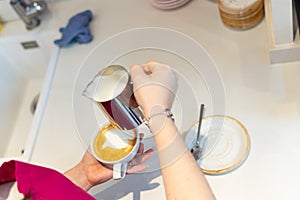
[10,0,47,30]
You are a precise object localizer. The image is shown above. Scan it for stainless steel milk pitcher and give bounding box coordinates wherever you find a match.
[82,65,144,130]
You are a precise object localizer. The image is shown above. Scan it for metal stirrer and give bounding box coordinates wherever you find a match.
[191,104,205,161]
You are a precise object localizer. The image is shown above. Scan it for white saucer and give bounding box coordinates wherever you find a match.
[185,115,250,175]
[150,0,191,10]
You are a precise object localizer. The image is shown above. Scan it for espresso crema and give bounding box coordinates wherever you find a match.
[94,124,137,161]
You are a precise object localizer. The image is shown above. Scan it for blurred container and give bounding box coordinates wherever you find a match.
[218,0,264,30]
[295,0,300,36]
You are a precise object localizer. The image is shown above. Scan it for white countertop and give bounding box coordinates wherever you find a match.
[24,0,300,199]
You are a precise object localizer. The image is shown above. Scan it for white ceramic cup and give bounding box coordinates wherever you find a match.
[90,123,140,179]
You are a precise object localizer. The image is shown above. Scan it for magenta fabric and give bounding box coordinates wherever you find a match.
[0,160,95,200]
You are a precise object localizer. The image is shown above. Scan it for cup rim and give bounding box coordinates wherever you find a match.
[90,123,140,165]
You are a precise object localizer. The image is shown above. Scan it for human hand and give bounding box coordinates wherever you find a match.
[64,134,154,191]
[130,61,178,118]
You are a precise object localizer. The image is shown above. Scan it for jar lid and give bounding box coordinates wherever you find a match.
[219,0,263,15]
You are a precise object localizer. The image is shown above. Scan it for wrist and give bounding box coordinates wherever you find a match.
[144,106,175,134]
[64,163,92,191]
[142,104,170,119]
[145,108,174,123]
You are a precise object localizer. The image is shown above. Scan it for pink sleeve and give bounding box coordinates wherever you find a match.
[0,160,95,200]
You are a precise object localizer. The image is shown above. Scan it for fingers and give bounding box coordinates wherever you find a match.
[127,136,154,174]
[127,148,154,173]
[127,163,148,173]
[130,64,148,82]
[130,64,151,92]
[137,142,144,153]
[145,61,169,68]
[131,62,174,86]
[131,61,170,77]
[144,61,160,74]
[140,148,154,163]
[145,61,161,65]
[138,134,145,152]
[139,133,144,142]
[134,147,154,164]
[144,61,171,74]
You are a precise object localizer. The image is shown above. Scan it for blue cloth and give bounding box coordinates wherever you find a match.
[54,10,93,47]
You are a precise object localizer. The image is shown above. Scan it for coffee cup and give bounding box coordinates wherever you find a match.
[90,123,140,179]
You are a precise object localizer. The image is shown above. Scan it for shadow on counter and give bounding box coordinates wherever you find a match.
[92,170,162,200]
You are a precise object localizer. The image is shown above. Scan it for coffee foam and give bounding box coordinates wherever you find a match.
[102,129,135,149]
[83,70,128,102]
[94,126,137,162]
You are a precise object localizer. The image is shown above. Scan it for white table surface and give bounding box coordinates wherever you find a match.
[21,0,300,199]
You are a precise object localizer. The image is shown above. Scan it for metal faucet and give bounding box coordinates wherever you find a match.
[10,0,47,30]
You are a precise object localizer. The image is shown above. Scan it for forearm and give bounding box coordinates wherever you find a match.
[131,62,214,199]
[149,117,215,200]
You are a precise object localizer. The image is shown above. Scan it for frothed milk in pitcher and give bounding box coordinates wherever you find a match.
[84,70,128,102]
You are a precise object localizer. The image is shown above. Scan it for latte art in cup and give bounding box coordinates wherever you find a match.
[93,124,137,162]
